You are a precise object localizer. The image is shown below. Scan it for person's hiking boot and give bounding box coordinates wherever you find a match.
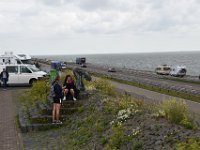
[73,97,77,101]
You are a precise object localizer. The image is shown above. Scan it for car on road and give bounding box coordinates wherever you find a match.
[155,64,171,75]
[170,66,187,77]
[81,63,87,68]
[108,67,116,72]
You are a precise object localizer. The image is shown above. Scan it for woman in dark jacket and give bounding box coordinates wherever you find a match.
[52,75,63,124]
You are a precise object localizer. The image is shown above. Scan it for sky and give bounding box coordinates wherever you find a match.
[0,0,200,55]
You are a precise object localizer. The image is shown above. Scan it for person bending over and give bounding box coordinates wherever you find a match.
[63,75,76,101]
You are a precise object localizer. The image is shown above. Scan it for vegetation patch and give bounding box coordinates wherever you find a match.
[17,76,200,149]
[152,99,197,130]
[20,80,50,106]
[91,72,200,103]
[176,136,200,150]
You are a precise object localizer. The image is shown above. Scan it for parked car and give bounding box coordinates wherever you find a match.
[170,66,187,77]
[0,64,47,86]
[108,67,116,72]
[81,63,87,68]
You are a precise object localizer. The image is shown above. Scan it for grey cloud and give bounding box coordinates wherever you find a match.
[1,0,200,55]
[76,0,111,11]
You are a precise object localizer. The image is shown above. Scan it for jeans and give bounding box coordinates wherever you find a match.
[2,78,7,88]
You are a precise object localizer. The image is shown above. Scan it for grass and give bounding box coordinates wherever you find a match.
[176,136,200,150]
[84,78,117,96]
[161,75,200,85]
[90,72,200,103]
[20,80,50,106]
[153,99,197,130]
[18,66,199,149]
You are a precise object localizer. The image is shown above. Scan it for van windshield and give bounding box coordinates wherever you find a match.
[29,65,40,72]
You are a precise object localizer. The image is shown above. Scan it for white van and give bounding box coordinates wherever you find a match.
[0,64,47,86]
[155,64,171,75]
[170,66,187,77]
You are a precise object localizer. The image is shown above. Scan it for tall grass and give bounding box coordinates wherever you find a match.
[156,99,197,129]
[85,78,117,96]
[20,80,50,106]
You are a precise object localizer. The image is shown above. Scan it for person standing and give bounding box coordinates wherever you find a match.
[0,68,9,90]
[52,75,63,124]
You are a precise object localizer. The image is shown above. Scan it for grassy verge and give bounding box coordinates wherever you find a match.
[160,75,200,85]
[89,72,200,103]
[19,76,199,149]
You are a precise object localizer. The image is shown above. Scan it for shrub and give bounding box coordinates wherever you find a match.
[93,78,116,96]
[105,124,127,149]
[162,99,187,123]
[20,80,50,106]
[157,99,196,129]
[132,140,144,150]
[176,137,200,150]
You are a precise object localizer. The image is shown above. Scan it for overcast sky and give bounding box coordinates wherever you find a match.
[0,0,200,55]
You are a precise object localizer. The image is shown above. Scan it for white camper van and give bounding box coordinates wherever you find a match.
[0,64,47,86]
[155,64,171,75]
[0,52,32,64]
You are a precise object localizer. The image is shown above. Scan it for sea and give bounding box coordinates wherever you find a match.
[34,51,200,76]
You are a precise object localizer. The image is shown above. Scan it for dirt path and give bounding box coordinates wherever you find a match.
[0,89,22,150]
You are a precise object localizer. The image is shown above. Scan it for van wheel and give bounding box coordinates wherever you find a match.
[29,79,37,86]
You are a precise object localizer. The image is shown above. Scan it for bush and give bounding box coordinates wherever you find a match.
[161,99,188,124]
[88,78,116,96]
[20,80,50,106]
[105,124,127,149]
[157,99,196,129]
[176,137,200,150]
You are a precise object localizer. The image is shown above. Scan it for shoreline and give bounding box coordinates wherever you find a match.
[32,52,200,76]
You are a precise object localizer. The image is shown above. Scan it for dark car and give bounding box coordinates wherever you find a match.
[81,63,87,68]
[108,67,116,72]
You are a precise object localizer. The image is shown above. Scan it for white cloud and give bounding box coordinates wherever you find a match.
[0,0,200,54]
